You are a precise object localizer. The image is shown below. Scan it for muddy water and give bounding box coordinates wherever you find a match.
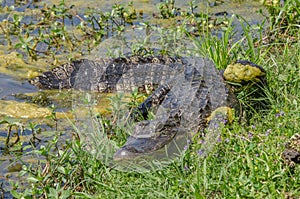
[0,0,266,196]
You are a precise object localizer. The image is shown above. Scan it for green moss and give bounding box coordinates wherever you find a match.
[223,62,266,83]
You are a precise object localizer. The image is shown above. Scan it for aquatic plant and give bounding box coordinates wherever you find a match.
[0,1,140,63]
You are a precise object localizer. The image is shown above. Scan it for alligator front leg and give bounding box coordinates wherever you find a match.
[128,83,171,121]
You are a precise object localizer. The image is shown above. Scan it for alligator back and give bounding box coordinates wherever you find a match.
[30,56,183,92]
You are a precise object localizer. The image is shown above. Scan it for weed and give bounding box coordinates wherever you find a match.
[0,0,299,198]
[0,1,140,63]
[158,0,180,19]
[261,0,300,43]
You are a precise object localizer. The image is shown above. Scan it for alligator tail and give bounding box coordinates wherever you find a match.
[29,60,84,90]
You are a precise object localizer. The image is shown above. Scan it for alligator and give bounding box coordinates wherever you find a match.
[30,56,266,161]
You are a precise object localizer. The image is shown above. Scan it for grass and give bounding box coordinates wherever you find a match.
[2,0,300,198]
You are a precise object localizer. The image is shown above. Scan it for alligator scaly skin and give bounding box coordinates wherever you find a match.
[30,56,183,92]
[30,56,235,160]
[113,57,234,160]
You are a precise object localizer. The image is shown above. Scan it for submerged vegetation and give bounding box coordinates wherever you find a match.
[0,0,299,198]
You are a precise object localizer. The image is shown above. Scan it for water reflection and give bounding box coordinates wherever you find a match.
[0,73,37,101]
